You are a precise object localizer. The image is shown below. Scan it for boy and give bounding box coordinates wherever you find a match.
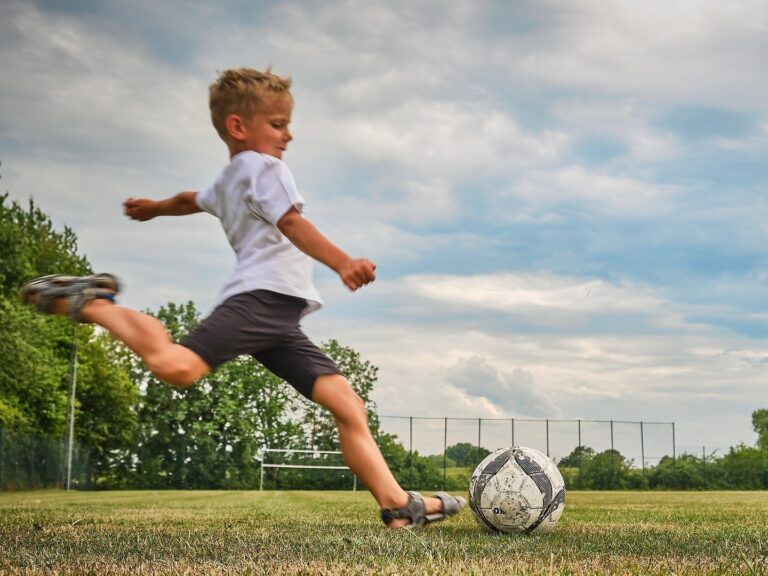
[22,67,464,529]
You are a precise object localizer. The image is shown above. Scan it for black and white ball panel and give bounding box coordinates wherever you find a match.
[469,446,566,534]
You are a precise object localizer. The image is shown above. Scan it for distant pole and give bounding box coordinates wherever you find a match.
[442,417,447,491]
[578,419,582,489]
[408,416,413,488]
[511,418,515,447]
[477,418,482,466]
[610,420,614,452]
[610,420,615,488]
[640,422,646,486]
[259,445,266,490]
[546,419,550,457]
[672,422,676,468]
[65,325,78,490]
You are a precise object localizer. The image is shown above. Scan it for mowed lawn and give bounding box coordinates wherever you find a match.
[1,490,766,575]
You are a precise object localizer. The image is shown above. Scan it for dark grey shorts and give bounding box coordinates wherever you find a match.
[180,290,340,399]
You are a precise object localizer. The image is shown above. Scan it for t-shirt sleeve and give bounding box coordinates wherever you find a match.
[195,183,218,216]
[252,159,306,225]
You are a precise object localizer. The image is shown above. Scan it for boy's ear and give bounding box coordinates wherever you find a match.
[225,114,246,140]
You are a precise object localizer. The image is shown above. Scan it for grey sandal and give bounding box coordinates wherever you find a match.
[381,491,466,529]
[21,273,120,322]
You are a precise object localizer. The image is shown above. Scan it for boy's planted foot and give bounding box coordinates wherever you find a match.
[21,273,120,323]
[381,491,466,529]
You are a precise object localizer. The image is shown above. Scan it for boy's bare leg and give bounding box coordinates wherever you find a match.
[78,299,210,387]
[312,374,445,528]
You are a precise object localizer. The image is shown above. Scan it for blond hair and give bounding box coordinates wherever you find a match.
[209,67,293,141]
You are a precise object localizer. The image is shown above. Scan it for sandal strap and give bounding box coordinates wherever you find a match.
[426,491,466,522]
[381,491,427,528]
[22,274,120,323]
[35,286,116,322]
[381,491,466,528]
[22,274,120,296]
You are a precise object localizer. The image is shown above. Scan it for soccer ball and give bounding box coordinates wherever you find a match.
[468,446,566,534]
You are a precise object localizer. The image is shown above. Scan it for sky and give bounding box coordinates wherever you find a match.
[1,0,767,461]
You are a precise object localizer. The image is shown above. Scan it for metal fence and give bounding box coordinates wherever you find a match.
[0,429,94,491]
[0,418,678,491]
[377,416,676,489]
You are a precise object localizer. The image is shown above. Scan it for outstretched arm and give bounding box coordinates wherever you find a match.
[123,192,202,221]
[277,207,376,291]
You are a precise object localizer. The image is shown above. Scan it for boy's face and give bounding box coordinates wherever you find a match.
[237,95,293,159]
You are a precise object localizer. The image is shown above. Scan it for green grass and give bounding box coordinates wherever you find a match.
[1,490,766,575]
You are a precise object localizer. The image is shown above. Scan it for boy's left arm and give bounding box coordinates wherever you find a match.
[277,207,376,291]
[124,192,202,221]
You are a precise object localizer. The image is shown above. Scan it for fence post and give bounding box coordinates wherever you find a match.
[408,416,413,488]
[577,419,582,489]
[640,421,646,488]
[0,428,4,489]
[672,422,677,469]
[610,420,615,489]
[29,435,36,489]
[477,418,482,465]
[442,417,447,491]
[259,445,267,490]
[65,326,78,491]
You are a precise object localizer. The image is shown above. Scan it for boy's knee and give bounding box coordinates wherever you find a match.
[313,375,368,424]
[145,346,209,388]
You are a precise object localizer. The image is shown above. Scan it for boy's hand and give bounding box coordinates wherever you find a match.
[123,198,159,221]
[339,258,376,291]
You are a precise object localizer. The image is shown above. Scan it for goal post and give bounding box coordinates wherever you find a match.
[258,447,357,491]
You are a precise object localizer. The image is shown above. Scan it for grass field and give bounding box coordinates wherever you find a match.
[1,490,766,575]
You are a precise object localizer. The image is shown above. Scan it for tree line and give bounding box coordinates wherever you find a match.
[1,192,766,491]
[0,193,419,490]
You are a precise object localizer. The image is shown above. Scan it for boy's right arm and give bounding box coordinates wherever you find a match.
[123,192,202,221]
[277,207,376,291]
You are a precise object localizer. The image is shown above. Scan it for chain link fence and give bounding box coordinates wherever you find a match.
[376,416,676,490]
[8,421,764,492]
[0,429,94,491]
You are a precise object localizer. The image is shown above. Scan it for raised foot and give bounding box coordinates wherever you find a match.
[21,273,120,323]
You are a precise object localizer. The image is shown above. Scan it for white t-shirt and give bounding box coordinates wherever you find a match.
[196,151,322,316]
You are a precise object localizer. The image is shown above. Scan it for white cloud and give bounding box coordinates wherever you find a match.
[340,100,569,179]
[2,0,767,456]
[508,166,679,215]
[509,1,768,108]
[553,99,681,162]
[396,272,668,326]
[445,356,561,418]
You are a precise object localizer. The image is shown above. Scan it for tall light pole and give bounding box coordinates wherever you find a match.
[65,324,77,490]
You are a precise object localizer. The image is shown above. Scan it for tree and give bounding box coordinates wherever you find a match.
[74,330,138,483]
[113,301,306,489]
[0,194,92,434]
[301,339,381,451]
[752,409,768,449]
[581,449,642,489]
[648,454,710,490]
[717,444,765,490]
[557,445,596,488]
[445,442,491,469]
[0,194,136,473]
[375,431,445,491]
[0,194,91,298]
[0,299,69,433]
[557,445,595,468]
